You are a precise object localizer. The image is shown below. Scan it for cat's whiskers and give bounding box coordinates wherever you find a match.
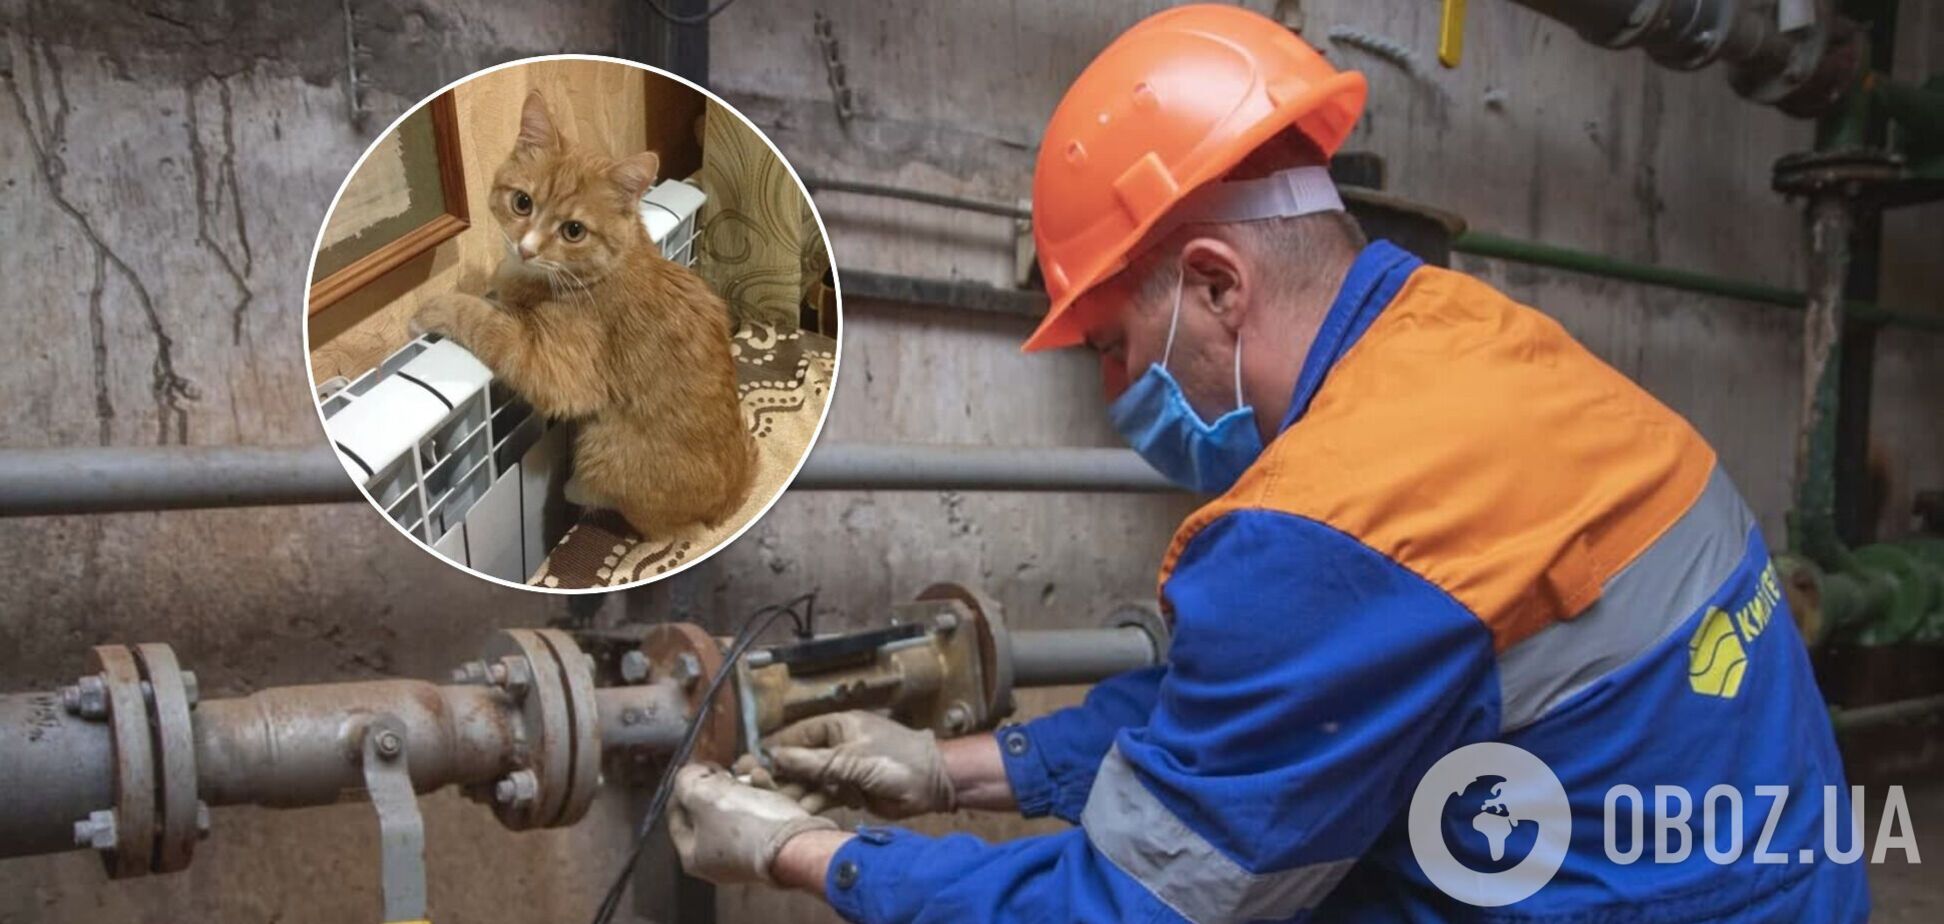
[532,258,594,304]
[556,265,595,303]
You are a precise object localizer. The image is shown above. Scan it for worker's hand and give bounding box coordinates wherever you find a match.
[733,753,838,816]
[764,711,956,819]
[668,763,838,885]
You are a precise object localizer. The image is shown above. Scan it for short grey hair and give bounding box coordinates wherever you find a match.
[1128,210,1367,312]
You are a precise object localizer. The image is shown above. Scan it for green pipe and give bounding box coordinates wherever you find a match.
[1454,232,1944,331]
[1850,300,1944,332]
[1454,231,1805,308]
[1831,693,1944,733]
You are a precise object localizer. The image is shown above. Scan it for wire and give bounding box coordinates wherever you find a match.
[643,0,740,26]
[589,592,817,924]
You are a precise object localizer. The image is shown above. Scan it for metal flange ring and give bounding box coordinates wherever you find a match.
[534,629,600,827]
[915,583,1014,722]
[642,623,735,766]
[483,630,572,830]
[133,644,199,872]
[90,645,156,878]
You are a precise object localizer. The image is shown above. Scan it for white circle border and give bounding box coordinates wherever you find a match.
[1406,741,1573,908]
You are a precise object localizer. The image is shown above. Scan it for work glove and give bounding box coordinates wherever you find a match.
[732,753,838,816]
[668,763,838,885]
[764,710,956,819]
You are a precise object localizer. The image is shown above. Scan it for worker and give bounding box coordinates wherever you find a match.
[668,5,1870,921]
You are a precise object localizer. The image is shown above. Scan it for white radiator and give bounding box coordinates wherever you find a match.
[318,178,707,584]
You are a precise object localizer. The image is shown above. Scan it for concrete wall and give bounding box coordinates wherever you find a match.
[0,1,1938,923]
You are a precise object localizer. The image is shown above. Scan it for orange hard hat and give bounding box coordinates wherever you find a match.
[1024,4,1367,352]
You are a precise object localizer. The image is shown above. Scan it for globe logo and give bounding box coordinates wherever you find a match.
[1442,775,1543,873]
[1408,742,1572,907]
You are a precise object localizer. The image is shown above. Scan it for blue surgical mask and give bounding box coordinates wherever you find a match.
[1107,271,1264,494]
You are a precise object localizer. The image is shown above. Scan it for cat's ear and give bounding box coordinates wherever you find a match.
[609,151,661,199]
[516,91,559,153]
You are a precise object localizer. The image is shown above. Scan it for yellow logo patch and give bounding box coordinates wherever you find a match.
[1686,562,1783,699]
[1688,607,1747,698]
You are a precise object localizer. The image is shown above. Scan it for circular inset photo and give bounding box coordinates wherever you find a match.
[305,56,840,592]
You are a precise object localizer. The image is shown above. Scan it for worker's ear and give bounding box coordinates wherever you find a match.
[1179,236,1249,333]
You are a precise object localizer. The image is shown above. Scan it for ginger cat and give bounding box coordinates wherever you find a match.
[416,91,755,539]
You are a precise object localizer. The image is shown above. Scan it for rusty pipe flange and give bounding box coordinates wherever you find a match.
[88,645,156,878]
[915,583,1015,722]
[482,629,597,830]
[534,629,600,827]
[1103,601,1172,662]
[1773,148,1907,202]
[131,644,199,873]
[642,623,737,766]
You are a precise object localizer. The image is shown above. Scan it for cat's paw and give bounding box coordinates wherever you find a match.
[410,293,472,341]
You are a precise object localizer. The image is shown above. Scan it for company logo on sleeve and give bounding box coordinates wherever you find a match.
[1686,561,1784,699]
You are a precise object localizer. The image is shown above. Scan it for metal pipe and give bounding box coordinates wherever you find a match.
[0,692,117,859]
[191,681,521,808]
[1456,233,1944,330]
[1832,693,1944,733]
[842,269,1048,318]
[796,443,1177,493]
[802,175,1030,220]
[0,443,1182,517]
[594,681,690,754]
[1504,0,1863,116]
[1455,231,1804,307]
[1792,194,1856,565]
[805,175,1937,331]
[1009,627,1160,687]
[0,446,353,516]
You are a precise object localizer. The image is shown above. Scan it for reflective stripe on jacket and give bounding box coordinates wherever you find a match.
[822,240,1868,924]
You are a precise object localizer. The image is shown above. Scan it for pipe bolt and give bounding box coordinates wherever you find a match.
[673,653,703,689]
[495,769,539,810]
[943,702,973,735]
[181,670,199,707]
[932,611,959,634]
[619,650,652,684]
[492,656,534,699]
[195,802,212,840]
[374,728,404,759]
[64,675,108,719]
[451,660,491,685]
[73,809,117,852]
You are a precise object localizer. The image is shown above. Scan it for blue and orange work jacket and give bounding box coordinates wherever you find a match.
[823,241,1869,923]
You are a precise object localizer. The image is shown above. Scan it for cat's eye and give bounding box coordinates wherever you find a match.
[560,220,586,242]
[511,190,533,215]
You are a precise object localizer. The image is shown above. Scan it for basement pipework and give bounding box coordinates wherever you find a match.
[1507,0,1864,116]
[0,443,1180,518]
[0,586,1166,901]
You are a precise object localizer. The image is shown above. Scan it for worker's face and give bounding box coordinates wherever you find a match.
[1080,240,1251,425]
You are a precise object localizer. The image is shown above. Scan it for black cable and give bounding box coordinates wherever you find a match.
[590,592,817,924]
[643,0,741,26]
